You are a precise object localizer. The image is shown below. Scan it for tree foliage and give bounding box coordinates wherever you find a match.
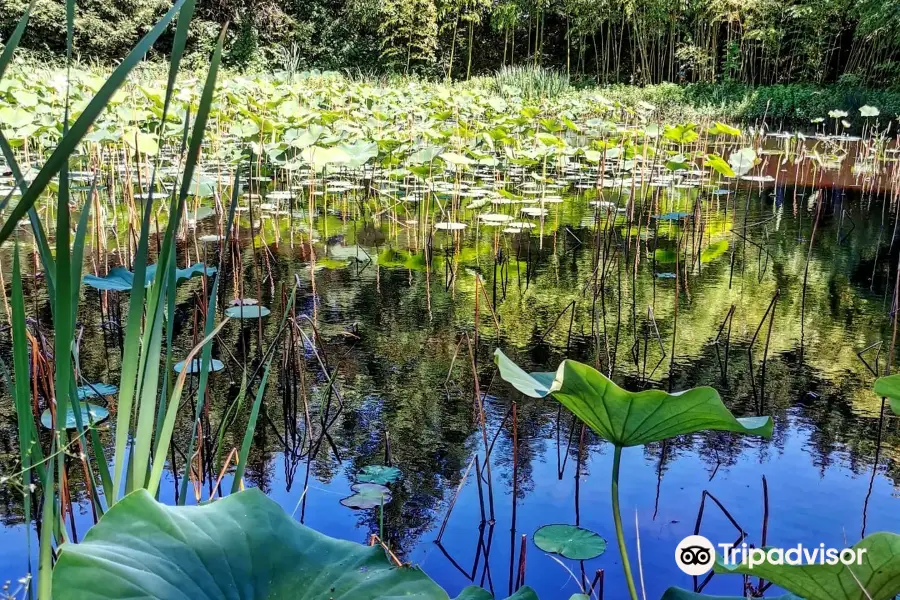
[2,0,900,84]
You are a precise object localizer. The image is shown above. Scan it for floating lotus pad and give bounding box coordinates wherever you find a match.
[41,403,109,430]
[533,524,607,560]
[521,207,548,217]
[356,465,402,485]
[229,297,259,306]
[174,358,225,374]
[434,222,467,231]
[653,212,692,221]
[340,483,392,509]
[84,263,216,291]
[479,213,514,224]
[76,382,118,399]
[225,305,271,319]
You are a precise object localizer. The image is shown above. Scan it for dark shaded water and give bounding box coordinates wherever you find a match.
[1,178,899,599]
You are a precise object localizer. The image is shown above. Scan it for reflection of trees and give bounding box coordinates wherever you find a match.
[3,186,900,561]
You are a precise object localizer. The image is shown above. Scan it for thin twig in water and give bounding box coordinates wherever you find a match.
[635,509,647,600]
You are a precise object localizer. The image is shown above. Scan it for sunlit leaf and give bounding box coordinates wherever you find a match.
[494,350,772,447]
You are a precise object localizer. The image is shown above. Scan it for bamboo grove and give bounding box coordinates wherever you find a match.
[2,0,900,85]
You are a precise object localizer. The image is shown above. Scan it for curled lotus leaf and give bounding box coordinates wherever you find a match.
[493,349,773,447]
[84,263,216,291]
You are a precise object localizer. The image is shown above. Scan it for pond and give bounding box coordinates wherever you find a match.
[0,136,898,599]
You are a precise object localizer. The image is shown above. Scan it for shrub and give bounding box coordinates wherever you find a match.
[492,65,569,100]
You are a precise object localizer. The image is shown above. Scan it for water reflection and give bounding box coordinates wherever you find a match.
[1,181,899,599]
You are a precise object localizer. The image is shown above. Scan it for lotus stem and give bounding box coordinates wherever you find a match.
[611,445,639,600]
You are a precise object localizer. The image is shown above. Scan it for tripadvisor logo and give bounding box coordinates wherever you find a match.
[675,535,716,576]
[675,535,868,575]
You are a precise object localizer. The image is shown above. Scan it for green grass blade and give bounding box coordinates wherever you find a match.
[64,0,73,64]
[69,178,93,329]
[130,282,168,491]
[0,132,57,303]
[131,24,226,495]
[0,0,188,247]
[65,177,110,511]
[10,246,34,586]
[207,175,244,472]
[0,0,35,81]
[53,142,73,502]
[37,457,54,600]
[213,370,247,470]
[146,319,231,498]
[152,250,178,463]
[231,361,274,494]
[108,0,195,502]
[160,0,195,123]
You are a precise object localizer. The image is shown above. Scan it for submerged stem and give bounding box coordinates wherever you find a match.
[612,445,639,600]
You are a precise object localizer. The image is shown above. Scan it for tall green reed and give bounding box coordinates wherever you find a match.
[0,2,278,598]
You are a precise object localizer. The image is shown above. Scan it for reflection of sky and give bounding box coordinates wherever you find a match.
[2,414,896,598]
[406,415,897,599]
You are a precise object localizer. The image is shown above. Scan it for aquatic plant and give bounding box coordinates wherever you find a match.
[0,1,283,597]
[494,349,773,600]
[711,532,900,600]
[51,488,544,600]
[873,375,900,415]
[492,65,570,100]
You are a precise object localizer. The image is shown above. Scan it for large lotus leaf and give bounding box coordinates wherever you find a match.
[301,145,351,171]
[873,375,900,415]
[860,105,880,117]
[709,122,741,136]
[705,154,735,177]
[440,151,475,166]
[661,589,801,600]
[84,263,216,291]
[407,146,444,164]
[340,141,378,167]
[188,174,217,197]
[52,489,538,600]
[0,106,34,129]
[40,403,109,430]
[82,266,136,291]
[728,148,757,176]
[533,525,606,560]
[712,532,900,600]
[494,350,772,447]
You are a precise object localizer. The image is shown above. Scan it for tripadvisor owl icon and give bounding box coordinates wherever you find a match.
[675,535,716,576]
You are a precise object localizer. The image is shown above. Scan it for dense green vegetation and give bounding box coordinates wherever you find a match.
[4,0,900,86]
[3,0,900,598]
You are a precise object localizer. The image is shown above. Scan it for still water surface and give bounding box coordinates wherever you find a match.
[0,173,898,599]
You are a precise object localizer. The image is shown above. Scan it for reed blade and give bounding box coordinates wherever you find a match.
[0,0,188,246]
[0,0,35,81]
[131,24,227,493]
